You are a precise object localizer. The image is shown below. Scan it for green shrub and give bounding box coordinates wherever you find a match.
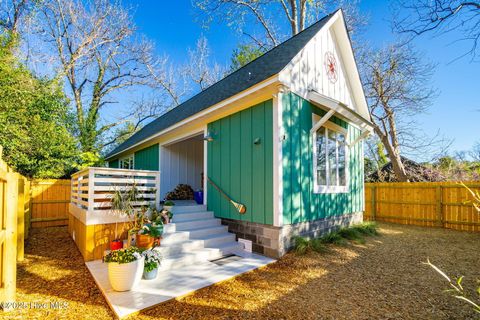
[353,222,379,236]
[292,222,379,254]
[294,236,328,255]
[294,236,309,255]
[319,231,347,245]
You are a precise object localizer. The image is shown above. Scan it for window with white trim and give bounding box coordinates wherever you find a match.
[312,115,348,193]
[119,154,134,169]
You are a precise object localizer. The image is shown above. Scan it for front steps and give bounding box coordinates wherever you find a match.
[154,204,242,271]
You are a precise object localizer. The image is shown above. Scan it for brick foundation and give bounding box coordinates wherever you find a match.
[221,212,363,259]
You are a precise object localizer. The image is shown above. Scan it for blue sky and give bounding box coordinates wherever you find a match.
[122,0,479,157]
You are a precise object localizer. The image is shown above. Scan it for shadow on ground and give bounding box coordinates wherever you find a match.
[4,223,479,320]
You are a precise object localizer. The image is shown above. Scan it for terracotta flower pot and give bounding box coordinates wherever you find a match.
[136,234,154,249]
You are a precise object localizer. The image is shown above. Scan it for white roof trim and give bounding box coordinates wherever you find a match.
[308,90,373,146]
[106,75,280,160]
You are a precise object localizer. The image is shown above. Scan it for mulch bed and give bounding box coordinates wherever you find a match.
[2,223,479,320]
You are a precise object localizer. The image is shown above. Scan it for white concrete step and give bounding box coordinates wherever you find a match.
[213,241,244,255]
[160,231,190,245]
[162,223,176,233]
[157,242,244,271]
[172,211,214,222]
[170,205,207,214]
[154,239,204,258]
[195,233,236,248]
[158,248,223,271]
[175,218,221,231]
[187,225,228,238]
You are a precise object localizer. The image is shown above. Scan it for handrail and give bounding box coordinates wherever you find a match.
[207,177,246,214]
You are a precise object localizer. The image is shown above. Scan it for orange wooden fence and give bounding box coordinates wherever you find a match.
[30,179,70,228]
[0,147,29,310]
[364,182,480,232]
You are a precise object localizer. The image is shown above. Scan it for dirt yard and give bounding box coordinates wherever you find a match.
[2,223,479,320]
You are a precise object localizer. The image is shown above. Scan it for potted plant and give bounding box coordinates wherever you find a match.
[110,185,140,250]
[163,200,175,211]
[142,249,163,280]
[136,224,163,249]
[104,247,144,291]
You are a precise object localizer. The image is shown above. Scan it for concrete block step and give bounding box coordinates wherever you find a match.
[187,225,228,238]
[172,211,214,222]
[175,218,221,231]
[170,205,207,214]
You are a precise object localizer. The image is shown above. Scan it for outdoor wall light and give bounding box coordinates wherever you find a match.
[203,133,214,142]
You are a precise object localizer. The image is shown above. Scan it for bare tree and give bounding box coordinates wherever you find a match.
[195,0,366,50]
[360,44,442,181]
[471,141,480,161]
[184,36,225,91]
[0,0,32,35]
[394,0,480,61]
[35,0,154,154]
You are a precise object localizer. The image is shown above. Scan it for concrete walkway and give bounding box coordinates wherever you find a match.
[86,249,275,318]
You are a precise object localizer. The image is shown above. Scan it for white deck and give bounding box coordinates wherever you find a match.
[86,249,275,319]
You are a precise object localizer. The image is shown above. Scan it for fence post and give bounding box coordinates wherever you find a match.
[4,172,18,309]
[16,176,25,261]
[24,180,31,240]
[435,185,443,227]
[371,185,377,221]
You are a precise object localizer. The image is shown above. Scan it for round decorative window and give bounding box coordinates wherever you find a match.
[324,51,338,83]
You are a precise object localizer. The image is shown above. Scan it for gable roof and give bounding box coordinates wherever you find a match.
[105,11,337,159]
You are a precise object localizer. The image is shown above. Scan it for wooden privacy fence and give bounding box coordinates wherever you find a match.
[365,182,480,232]
[30,179,70,228]
[0,147,29,309]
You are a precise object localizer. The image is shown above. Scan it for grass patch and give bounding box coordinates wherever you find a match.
[294,222,379,255]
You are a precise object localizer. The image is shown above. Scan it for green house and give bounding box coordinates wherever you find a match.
[104,10,373,258]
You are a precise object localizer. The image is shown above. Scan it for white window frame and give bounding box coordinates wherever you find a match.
[119,154,134,169]
[312,114,349,194]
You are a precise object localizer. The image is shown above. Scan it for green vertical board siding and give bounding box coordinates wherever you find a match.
[109,159,119,168]
[134,144,159,171]
[282,92,364,225]
[207,100,273,224]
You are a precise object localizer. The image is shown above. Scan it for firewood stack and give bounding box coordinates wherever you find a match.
[165,184,194,200]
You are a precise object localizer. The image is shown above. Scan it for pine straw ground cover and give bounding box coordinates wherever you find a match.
[2,223,479,320]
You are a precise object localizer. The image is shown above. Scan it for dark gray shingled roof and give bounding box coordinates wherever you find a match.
[105,12,335,159]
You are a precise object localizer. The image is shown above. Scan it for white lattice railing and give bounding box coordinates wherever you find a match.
[69,167,160,225]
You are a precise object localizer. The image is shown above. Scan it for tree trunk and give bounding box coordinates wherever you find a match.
[376,128,409,182]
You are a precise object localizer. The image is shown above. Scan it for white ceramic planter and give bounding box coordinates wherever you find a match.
[107,256,144,291]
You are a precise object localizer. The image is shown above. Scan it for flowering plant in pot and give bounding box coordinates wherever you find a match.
[142,249,163,280]
[104,247,144,291]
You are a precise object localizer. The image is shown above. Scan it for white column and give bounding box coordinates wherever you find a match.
[273,84,288,227]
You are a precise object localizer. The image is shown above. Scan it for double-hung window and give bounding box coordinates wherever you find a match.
[312,115,348,193]
[119,154,134,169]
